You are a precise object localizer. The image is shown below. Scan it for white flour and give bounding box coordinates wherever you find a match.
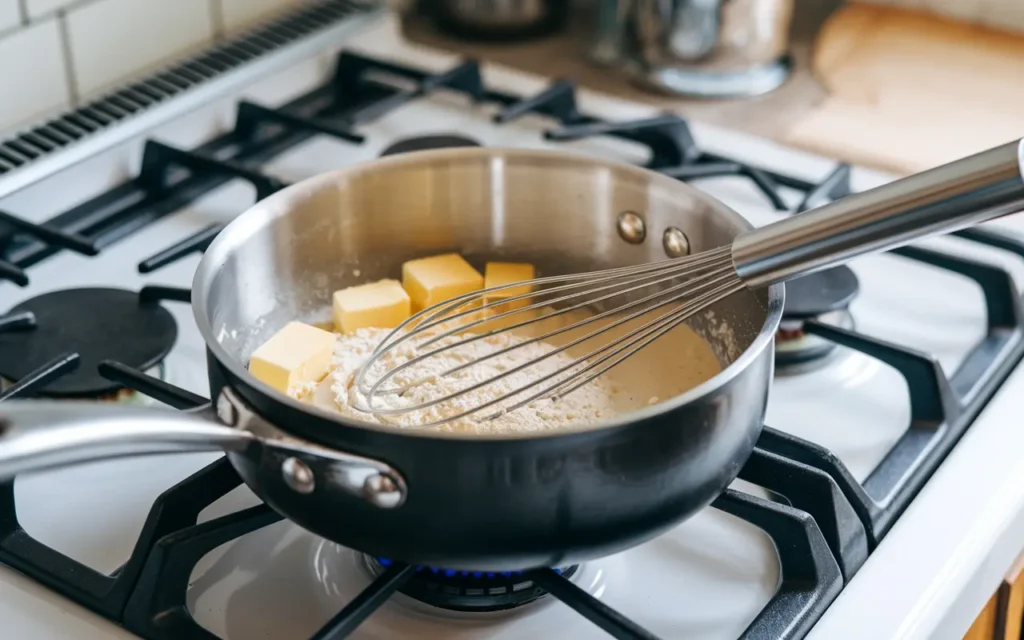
[311,327,622,434]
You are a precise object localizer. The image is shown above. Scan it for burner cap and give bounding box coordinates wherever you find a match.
[0,288,177,398]
[369,557,577,612]
[782,266,859,319]
[380,134,482,157]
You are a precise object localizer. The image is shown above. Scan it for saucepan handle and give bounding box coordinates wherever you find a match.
[0,401,252,478]
[0,388,407,509]
[732,138,1024,287]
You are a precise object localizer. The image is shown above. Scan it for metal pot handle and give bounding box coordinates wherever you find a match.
[0,388,407,509]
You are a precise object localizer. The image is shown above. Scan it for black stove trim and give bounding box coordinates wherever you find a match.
[0,352,79,401]
[138,141,287,200]
[139,227,221,273]
[2,53,872,280]
[119,459,841,640]
[0,353,215,621]
[0,0,376,180]
[739,441,867,581]
[0,310,36,333]
[660,162,787,210]
[0,287,179,397]
[777,232,1024,545]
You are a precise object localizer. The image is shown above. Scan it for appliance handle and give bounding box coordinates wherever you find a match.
[0,388,406,509]
[732,138,1024,288]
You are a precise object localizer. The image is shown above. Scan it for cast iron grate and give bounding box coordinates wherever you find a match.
[0,353,845,639]
[0,0,374,179]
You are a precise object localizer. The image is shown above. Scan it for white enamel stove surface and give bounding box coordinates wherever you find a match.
[1,15,1023,640]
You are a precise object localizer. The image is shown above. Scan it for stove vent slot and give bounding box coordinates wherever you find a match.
[0,0,375,177]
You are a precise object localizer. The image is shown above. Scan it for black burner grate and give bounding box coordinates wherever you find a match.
[366,558,579,612]
[0,288,177,398]
[0,0,376,181]
[0,359,848,639]
[1,43,1023,640]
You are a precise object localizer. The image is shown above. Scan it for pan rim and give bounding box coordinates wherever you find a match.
[192,147,785,442]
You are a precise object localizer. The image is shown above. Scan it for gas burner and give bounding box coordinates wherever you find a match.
[0,288,177,399]
[775,267,859,372]
[782,266,859,320]
[366,557,578,612]
[380,134,482,157]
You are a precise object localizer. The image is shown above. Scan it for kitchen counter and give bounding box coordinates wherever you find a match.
[399,1,841,161]
[399,2,1024,176]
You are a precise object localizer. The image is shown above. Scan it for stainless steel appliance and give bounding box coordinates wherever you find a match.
[590,0,795,97]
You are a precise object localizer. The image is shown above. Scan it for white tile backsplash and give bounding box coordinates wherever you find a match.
[0,19,70,132]
[221,0,302,34]
[24,0,75,19]
[0,0,312,135]
[0,0,21,33]
[66,0,214,97]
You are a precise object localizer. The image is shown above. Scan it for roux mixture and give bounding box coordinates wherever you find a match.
[304,307,723,434]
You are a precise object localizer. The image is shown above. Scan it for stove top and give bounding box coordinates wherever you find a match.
[2,7,1024,640]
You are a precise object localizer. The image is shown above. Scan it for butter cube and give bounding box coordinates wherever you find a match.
[249,321,336,397]
[480,262,536,330]
[333,279,411,333]
[402,253,483,312]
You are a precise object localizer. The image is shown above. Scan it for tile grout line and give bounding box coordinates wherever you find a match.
[0,24,21,40]
[16,0,28,24]
[208,0,225,41]
[16,0,111,26]
[55,9,80,107]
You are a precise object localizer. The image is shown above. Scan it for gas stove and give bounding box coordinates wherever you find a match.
[3,4,1024,639]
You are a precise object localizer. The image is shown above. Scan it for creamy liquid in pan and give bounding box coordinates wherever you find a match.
[304,307,723,435]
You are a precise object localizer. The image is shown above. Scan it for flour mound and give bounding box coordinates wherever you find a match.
[325,327,620,434]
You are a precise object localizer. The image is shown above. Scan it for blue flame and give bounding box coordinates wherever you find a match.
[377,558,545,578]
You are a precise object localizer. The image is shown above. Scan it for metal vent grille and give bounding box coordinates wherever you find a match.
[0,0,374,177]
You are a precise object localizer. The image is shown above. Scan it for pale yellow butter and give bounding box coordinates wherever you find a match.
[479,262,536,331]
[333,279,411,333]
[249,321,336,397]
[401,253,483,313]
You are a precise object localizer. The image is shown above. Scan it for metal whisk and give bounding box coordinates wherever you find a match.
[356,139,1024,426]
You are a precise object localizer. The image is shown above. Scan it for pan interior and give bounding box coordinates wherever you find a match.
[193,148,781,435]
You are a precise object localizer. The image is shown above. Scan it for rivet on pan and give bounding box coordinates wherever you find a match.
[281,457,316,494]
[364,474,403,509]
[616,211,646,244]
[215,392,237,426]
[663,227,691,258]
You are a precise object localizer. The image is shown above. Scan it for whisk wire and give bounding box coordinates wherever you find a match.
[360,256,735,405]
[360,267,730,417]
[378,246,734,356]
[357,249,739,424]
[361,257,735,399]
[473,276,742,424]
[359,269,740,428]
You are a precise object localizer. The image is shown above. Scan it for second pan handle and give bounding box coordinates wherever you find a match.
[732,139,1024,288]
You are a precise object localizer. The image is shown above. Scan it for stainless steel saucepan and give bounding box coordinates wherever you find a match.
[0,142,1022,571]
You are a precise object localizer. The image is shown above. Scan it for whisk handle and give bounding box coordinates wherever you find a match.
[732,138,1024,288]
